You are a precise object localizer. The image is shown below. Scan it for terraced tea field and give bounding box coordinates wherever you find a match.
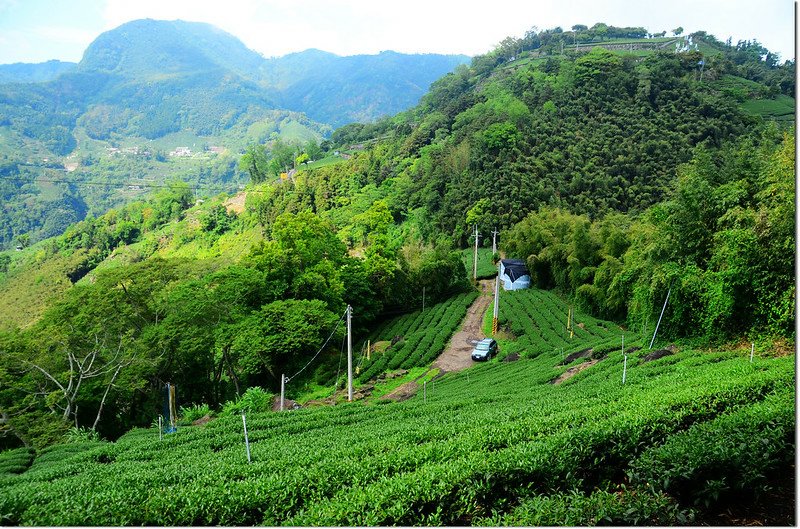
[0,289,794,526]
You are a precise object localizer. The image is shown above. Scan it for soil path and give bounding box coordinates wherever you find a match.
[381,279,494,401]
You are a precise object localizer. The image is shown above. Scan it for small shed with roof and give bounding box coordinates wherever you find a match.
[499,259,531,291]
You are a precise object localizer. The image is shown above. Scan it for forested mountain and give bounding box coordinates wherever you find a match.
[0,60,76,84]
[0,22,793,466]
[0,19,468,250]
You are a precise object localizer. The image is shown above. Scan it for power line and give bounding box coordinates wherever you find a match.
[0,175,281,194]
[286,308,347,383]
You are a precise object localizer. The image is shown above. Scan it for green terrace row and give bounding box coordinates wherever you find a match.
[356,291,477,382]
[0,341,792,525]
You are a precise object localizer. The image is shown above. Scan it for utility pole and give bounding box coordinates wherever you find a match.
[492,262,500,335]
[347,305,353,401]
[491,228,498,255]
[472,224,480,282]
[280,374,286,411]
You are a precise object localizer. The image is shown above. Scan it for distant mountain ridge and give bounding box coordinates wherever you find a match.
[0,19,470,136]
[0,60,76,84]
[0,18,469,249]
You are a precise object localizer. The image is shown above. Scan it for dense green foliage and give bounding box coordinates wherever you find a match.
[0,181,470,447]
[0,327,792,524]
[501,131,795,342]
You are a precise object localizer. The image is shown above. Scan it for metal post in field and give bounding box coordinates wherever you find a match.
[750,343,754,363]
[492,264,500,335]
[423,380,427,404]
[649,287,672,350]
[241,412,251,464]
[158,416,162,441]
[622,335,627,385]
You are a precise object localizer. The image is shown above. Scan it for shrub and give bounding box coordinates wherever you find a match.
[63,427,100,444]
[221,387,274,415]
[179,403,214,423]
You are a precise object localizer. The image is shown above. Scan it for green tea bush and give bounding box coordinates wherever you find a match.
[628,389,795,508]
[475,488,694,526]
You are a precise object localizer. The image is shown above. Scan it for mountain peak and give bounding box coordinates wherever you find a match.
[78,18,264,77]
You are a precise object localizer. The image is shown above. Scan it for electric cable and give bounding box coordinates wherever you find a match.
[286,308,346,383]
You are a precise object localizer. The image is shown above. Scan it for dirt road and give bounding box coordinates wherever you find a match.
[431,279,493,373]
[382,279,494,401]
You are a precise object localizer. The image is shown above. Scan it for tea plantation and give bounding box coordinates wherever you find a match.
[356,291,477,383]
[0,289,794,526]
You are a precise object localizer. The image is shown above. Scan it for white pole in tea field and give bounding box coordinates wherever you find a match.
[622,335,627,385]
[347,305,353,402]
[280,374,286,411]
[423,380,427,404]
[241,412,251,464]
[649,287,672,350]
[158,416,162,441]
[750,343,754,363]
[491,228,498,255]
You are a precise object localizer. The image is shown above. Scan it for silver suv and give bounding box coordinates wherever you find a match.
[471,338,498,361]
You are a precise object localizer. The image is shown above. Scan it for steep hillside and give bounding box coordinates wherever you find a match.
[0,19,468,249]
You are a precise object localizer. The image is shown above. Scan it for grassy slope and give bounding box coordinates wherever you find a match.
[461,247,496,280]
[0,247,87,331]
[0,289,793,526]
[0,194,263,330]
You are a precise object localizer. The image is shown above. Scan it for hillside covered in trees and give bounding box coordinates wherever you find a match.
[0,19,468,250]
[0,21,794,482]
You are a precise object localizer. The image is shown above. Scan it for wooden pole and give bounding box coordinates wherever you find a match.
[347,305,353,402]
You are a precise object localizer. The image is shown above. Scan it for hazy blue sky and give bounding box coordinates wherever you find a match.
[0,0,795,64]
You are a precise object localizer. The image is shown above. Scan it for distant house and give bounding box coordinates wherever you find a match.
[499,259,531,291]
